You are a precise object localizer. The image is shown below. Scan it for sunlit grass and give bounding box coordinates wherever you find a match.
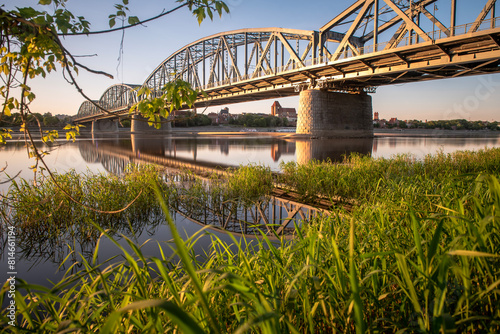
[1,148,499,332]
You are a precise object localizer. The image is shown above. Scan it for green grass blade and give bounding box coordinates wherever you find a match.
[101,299,206,334]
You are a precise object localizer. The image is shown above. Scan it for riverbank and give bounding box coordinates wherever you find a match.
[165,126,500,139]
[374,128,500,137]
[7,125,500,140]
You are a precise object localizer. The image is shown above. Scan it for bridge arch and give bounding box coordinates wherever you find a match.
[143,28,322,93]
[77,100,100,118]
[76,84,140,119]
[99,84,140,111]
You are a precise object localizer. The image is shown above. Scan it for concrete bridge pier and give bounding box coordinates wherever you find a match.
[296,90,373,138]
[131,114,172,133]
[91,119,119,134]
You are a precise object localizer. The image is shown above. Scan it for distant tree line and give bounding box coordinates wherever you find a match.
[173,112,212,127]
[229,114,289,127]
[376,119,499,131]
[0,112,72,128]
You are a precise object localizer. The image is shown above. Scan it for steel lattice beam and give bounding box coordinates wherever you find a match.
[75,1,500,123]
[76,84,139,119]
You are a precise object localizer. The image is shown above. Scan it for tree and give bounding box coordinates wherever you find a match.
[0,0,229,212]
[43,112,60,127]
[0,0,228,173]
[487,121,499,131]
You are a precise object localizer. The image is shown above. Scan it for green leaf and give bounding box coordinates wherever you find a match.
[18,7,40,19]
[3,104,11,117]
[101,299,205,334]
[109,18,116,28]
[128,16,140,25]
[448,250,500,258]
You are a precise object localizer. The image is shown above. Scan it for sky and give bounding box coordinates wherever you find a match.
[5,0,500,121]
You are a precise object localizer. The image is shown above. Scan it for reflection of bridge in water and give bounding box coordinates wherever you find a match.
[175,189,332,237]
[78,133,370,235]
[78,134,373,175]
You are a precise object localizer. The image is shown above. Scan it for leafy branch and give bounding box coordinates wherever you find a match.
[0,0,229,213]
[130,80,207,129]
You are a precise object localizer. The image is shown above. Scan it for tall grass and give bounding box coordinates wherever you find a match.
[279,148,500,207]
[0,165,168,263]
[1,148,499,332]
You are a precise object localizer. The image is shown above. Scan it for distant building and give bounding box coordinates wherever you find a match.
[207,112,219,124]
[388,117,399,125]
[219,107,231,123]
[55,114,71,121]
[208,107,232,125]
[271,101,297,125]
[374,112,379,121]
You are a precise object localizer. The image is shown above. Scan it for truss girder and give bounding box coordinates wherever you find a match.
[143,28,317,92]
[76,84,139,119]
[75,1,500,122]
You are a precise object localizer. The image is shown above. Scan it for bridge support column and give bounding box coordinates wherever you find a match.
[91,119,119,133]
[131,114,172,133]
[296,90,373,138]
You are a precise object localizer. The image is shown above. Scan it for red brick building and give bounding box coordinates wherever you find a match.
[271,101,297,125]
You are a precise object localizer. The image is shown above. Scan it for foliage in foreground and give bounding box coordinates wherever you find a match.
[0,149,499,333]
[279,148,500,206]
[0,165,167,263]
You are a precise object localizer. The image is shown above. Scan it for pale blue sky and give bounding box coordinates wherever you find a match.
[5,0,500,121]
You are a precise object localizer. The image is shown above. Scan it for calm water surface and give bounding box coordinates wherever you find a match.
[2,131,499,179]
[1,131,500,287]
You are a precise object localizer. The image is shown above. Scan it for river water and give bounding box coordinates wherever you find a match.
[1,130,500,287]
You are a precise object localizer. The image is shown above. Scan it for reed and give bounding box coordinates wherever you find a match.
[1,148,499,333]
[0,165,169,263]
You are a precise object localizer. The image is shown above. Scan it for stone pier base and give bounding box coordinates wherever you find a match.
[91,119,118,133]
[131,114,171,133]
[297,90,373,138]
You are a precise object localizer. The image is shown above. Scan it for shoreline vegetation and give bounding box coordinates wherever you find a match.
[1,148,500,332]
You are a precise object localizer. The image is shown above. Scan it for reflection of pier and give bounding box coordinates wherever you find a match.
[296,138,373,164]
[78,134,374,175]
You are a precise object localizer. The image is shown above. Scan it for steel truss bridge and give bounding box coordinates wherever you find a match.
[75,0,500,122]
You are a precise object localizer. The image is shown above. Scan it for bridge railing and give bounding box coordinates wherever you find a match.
[353,16,500,56]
